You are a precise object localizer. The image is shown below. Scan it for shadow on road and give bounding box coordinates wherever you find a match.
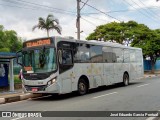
[31,82,142,101]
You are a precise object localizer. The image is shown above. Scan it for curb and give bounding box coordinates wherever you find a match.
[143,75,160,78]
[136,75,160,80]
[0,93,42,104]
[0,98,5,104]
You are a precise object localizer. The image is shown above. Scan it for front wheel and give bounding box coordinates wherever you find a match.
[78,79,88,95]
[123,73,129,86]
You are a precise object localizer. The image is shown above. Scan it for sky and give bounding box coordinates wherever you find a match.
[0,0,160,41]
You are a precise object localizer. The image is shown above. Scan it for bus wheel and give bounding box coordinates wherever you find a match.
[123,73,129,86]
[78,79,88,95]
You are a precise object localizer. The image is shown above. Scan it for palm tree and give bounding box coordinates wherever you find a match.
[32,14,62,37]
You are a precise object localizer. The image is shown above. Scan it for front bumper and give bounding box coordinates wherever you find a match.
[22,82,60,94]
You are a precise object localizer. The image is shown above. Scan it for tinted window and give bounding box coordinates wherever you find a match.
[57,41,74,74]
[90,45,103,63]
[22,48,56,73]
[112,48,123,63]
[62,50,72,65]
[74,43,90,63]
[103,47,114,63]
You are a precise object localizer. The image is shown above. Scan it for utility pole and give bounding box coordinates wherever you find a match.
[77,0,81,40]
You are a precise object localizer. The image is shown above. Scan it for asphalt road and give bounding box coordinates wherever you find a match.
[0,77,160,120]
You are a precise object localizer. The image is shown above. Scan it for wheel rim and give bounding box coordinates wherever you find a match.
[124,74,129,85]
[79,82,86,94]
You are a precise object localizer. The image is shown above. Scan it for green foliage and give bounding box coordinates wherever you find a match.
[0,48,10,52]
[14,75,22,84]
[86,21,151,45]
[32,14,62,37]
[14,66,21,75]
[0,25,23,52]
[8,75,22,84]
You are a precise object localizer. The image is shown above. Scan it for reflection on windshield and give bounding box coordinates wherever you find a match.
[23,47,56,73]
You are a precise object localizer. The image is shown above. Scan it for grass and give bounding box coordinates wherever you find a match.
[14,75,22,84]
[8,75,22,84]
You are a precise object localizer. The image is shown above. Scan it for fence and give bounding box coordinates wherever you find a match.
[144,60,160,71]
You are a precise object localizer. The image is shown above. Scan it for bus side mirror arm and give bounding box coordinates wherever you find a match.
[16,50,23,66]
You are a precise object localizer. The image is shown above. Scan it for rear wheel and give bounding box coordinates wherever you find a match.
[78,79,88,95]
[123,73,129,86]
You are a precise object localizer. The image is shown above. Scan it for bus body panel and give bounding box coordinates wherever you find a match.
[113,63,125,83]
[59,68,73,94]
[19,36,144,94]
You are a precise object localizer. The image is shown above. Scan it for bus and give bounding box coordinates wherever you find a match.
[17,36,144,95]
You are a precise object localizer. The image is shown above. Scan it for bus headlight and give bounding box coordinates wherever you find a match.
[47,78,56,86]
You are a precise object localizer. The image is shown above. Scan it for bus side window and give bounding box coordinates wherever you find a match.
[63,50,72,65]
[102,47,113,63]
[59,49,72,65]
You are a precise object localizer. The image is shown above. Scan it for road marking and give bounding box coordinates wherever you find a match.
[137,84,149,88]
[146,117,156,120]
[0,95,50,107]
[146,110,160,120]
[0,100,28,107]
[92,92,118,99]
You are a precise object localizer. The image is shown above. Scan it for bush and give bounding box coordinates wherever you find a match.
[14,75,22,84]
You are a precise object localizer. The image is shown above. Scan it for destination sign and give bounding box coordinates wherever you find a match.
[24,39,51,47]
[24,66,32,71]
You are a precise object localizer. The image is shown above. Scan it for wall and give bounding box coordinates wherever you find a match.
[144,60,160,71]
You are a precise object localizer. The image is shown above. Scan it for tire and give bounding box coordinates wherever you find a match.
[78,79,88,95]
[123,73,129,86]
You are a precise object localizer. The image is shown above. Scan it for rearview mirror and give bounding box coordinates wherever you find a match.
[58,50,62,64]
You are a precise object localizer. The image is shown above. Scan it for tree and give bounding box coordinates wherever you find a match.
[86,21,151,45]
[32,14,62,37]
[0,25,22,52]
[132,30,160,73]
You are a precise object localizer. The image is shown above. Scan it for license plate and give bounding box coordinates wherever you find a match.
[32,88,38,92]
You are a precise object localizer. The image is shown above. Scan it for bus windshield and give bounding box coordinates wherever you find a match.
[22,47,56,73]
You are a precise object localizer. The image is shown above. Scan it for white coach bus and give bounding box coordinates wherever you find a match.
[17,36,144,95]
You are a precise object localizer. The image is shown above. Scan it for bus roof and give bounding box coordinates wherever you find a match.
[24,36,141,50]
[56,36,141,50]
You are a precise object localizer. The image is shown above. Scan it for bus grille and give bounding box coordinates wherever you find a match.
[25,85,47,91]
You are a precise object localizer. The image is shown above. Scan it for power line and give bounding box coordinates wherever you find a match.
[80,0,122,22]
[137,0,160,19]
[0,0,76,16]
[123,0,160,24]
[84,15,109,22]
[81,6,160,15]
[0,3,76,16]
[14,0,75,14]
[0,0,76,15]
[81,17,97,27]
[81,9,135,15]
[80,0,89,10]
[0,3,38,11]
[130,0,157,18]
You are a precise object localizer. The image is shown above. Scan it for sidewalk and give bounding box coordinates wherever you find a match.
[0,89,42,104]
[143,73,160,78]
[0,89,23,96]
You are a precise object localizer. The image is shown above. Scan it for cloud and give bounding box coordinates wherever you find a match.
[126,0,160,10]
[0,0,159,41]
